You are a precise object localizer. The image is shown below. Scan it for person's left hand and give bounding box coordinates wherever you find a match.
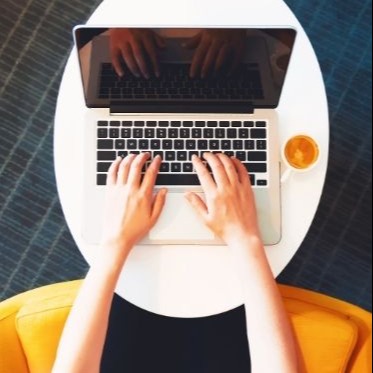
[183,29,246,78]
[100,153,167,263]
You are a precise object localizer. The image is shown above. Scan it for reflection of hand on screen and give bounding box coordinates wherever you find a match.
[183,29,246,78]
[109,29,166,78]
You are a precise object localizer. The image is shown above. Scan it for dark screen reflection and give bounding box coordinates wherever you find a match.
[75,28,296,109]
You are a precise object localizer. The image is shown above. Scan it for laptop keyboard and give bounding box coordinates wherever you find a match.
[98,63,264,101]
[96,120,268,187]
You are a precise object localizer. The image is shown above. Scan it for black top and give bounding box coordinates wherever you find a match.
[101,294,251,373]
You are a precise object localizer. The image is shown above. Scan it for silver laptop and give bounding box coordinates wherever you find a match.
[73,26,296,245]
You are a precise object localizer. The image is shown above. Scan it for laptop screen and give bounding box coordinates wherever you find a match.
[74,27,296,113]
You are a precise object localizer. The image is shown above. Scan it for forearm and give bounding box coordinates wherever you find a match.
[52,251,129,373]
[229,236,299,373]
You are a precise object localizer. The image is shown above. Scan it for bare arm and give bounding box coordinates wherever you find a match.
[186,153,299,373]
[52,154,167,373]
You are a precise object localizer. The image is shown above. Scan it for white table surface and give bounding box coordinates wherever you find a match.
[54,0,329,317]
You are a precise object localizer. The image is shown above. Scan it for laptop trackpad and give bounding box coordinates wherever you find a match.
[149,193,215,241]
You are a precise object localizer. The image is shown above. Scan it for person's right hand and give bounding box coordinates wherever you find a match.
[185,153,261,246]
[109,28,166,78]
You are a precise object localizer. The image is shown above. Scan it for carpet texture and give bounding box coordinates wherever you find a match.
[0,0,371,311]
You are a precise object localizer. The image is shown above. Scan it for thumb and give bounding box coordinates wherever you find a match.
[150,188,167,226]
[185,192,208,220]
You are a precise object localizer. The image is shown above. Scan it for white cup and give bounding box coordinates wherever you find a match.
[281,134,320,183]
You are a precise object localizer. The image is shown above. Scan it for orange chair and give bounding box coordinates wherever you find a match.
[0,280,371,373]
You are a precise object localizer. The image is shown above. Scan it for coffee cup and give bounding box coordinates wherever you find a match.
[281,134,320,182]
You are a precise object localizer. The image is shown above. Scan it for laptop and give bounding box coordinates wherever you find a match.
[73,26,297,245]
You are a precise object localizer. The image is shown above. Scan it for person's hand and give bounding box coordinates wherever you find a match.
[185,153,261,245]
[109,28,166,78]
[183,29,246,78]
[100,154,167,262]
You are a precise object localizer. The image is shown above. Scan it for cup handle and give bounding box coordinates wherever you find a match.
[281,167,292,183]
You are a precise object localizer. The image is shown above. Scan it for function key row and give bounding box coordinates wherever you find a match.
[97,120,267,128]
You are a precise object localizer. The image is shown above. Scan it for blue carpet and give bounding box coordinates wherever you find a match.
[0,0,371,311]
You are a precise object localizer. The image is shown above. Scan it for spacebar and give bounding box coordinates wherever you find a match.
[155,174,201,186]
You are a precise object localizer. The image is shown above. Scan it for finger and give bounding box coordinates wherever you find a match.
[141,155,161,194]
[201,41,220,78]
[203,152,230,187]
[183,33,201,49]
[231,157,251,186]
[216,153,239,185]
[150,188,168,226]
[120,44,141,77]
[192,155,216,192]
[107,156,122,185]
[154,33,166,49]
[214,43,230,73]
[126,153,150,188]
[185,192,208,220]
[117,154,136,184]
[190,38,210,78]
[111,49,124,77]
[143,37,160,77]
[130,40,150,79]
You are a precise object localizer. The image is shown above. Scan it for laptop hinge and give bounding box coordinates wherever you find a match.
[110,101,254,115]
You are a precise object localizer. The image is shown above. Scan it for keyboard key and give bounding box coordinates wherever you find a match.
[257,140,267,150]
[233,140,243,150]
[162,140,172,149]
[250,174,255,186]
[171,163,182,172]
[168,128,178,138]
[209,140,219,150]
[98,121,108,126]
[139,140,149,149]
[97,174,107,185]
[133,128,143,138]
[174,139,184,149]
[245,140,255,150]
[97,151,116,161]
[115,139,125,149]
[109,128,119,138]
[222,140,231,150]
[177,151,187,161]
[97,162,112,172]
[145,129,155,138]
[192,129,202,138]
[251,129,266,138]
[180,129,190,138]
[256,121,267,127]
[183,162,193,172]
[118,151,128,158]
[247,151,267,161]
[224,151,234,157]
[122,121,132,127]
[207,121,218,127]
[160,162,170,172]
[110,121,121,127]
[127,140,137,149]
[121,128,131,138]
[98,139,113,149]
[153,150,163,159]
[146,121,157,127]
[134,121,145,127]
[171,121,181,127]
[215,129,225,138]
[165,151,175,161]
[159,121,169,127]
[227,129,237,138]
[189,151,199,160]
[244,121,254,127]
[243,163,267,173]
[198,140,208,150]
[239,128,249,138]
[151,139,161,149]
[219,121,230,127]
[183,121,193,127]
[186,140,196,149]
[98,128,108,138]
[155,173,200,185]
[204,129,214,138]
[157,129,167,138]
[236,151,246,161]
[232,121,242,127]
[195,121,205,127]
[257,179,268,186]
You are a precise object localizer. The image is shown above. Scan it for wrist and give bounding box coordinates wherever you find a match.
[92,242,132,274]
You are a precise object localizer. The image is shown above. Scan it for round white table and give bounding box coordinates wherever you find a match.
[54,0,329,317]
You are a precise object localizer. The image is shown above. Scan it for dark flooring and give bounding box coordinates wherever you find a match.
[0,0,371,311]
